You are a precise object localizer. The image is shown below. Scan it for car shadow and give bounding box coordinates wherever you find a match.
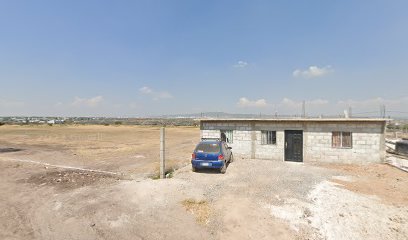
[194,162,231,174]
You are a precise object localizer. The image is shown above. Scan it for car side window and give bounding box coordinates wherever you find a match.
[221,143,227,153]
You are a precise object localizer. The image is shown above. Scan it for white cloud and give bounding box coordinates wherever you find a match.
[139,86,152,94]
[237,97,328,110]
[233,61,249,68]
[280,98,329,109]
[0,99,24,108]
[275,97,408,116]
[139,86,173,100]
[71,96,104,107]
[309,98,330,105]
[281,98,301,108]
[54,102,63,107]
[337,97,408,109]
[293,65,333,79]
[237,97,268,108]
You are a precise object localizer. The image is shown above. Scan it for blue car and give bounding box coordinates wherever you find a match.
[191,140,233,174]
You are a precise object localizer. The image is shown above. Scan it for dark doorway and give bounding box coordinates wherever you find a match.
[284,130,303,162]
[220,132,227,142]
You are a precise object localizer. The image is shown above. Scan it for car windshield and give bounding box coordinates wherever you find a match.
[195,142,220,153]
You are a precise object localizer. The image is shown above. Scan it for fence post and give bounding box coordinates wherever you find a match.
[160,127,165,179]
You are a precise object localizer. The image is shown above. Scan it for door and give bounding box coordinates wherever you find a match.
[285,130,303,162]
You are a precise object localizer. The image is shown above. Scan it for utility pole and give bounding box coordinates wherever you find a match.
[380,105,386,118]
[383,105,386,118]
[160,127,165,179]
[348,106,352,118]
[302,100,306,118]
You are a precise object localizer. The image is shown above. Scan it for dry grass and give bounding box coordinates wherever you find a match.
[0,125,200,174]
[181,199,211,225]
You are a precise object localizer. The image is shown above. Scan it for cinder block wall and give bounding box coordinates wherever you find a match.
[200,121,385,164]
[253,122,304,161]
[304,123,384,164]
[200,122,252,158]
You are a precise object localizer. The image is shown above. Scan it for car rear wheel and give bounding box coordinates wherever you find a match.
[220,161,226,174]
[229,154,234,163]
[192,166,197,172]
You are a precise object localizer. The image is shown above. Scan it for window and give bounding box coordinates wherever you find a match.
[261,131,276,145]
[195,142,220,153]
[332,132,352,148]
[220,130,233,143]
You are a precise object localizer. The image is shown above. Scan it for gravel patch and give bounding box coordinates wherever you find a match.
[173,158,339,239]
[266,174,408,240]
[175,159,408,239]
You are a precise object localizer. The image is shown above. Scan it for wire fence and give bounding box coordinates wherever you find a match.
[198,107,408,120]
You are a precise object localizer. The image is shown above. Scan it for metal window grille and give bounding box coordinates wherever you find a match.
[332,132,352,148]
[261,131,276,145]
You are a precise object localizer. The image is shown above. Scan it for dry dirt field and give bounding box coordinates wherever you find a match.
[0,125,200,177]
[0,125,407,240]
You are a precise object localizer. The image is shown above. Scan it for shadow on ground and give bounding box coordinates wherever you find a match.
[193,162,231,174]
[0,148,23,153]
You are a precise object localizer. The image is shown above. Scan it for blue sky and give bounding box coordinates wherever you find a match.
[0,0,407,117]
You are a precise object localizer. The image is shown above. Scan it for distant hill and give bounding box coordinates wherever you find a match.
[157,112,406,119]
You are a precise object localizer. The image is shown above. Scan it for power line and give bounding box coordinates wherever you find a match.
[387,110,408,114]
[352,111,379,115]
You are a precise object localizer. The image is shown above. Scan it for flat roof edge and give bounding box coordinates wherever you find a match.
[199,118,389,123]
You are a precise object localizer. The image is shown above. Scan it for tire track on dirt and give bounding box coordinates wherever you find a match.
[0,156,121,176]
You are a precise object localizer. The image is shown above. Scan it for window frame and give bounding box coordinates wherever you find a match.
[332,131,352,149]
[261,130,277,145]
[195,142,221,153]
[220,130,233,143]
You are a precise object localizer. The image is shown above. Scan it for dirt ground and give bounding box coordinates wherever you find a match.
[0,125,407,240]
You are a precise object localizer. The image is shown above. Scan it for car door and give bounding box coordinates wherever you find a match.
[223,143,231,161]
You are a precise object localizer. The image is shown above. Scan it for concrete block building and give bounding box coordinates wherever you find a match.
[200,118,387,164]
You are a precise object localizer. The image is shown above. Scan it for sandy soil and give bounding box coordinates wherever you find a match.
[319,163,408,206]
[1,125,407,240]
